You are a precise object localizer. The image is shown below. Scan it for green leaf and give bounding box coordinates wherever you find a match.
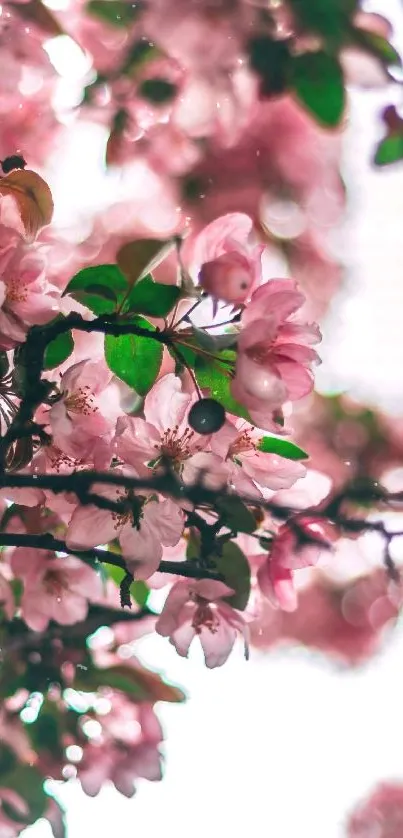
[29,704,61,755]
[292,51,345,127]
[216,541,251,611]
[258,436,308,460]
[194,353,251,422]
[103,561,149,607]
[104,315,162,395]
[43,328,74,370]
[1,764,47,824]
[186,531,200,561]
[123,39,161,76]
[192,326,237,352]
[216,496,256,534]
[75,664,185,702]
[352,27,401,67]
[125,274,180,317]
[117,238,173,289]
[63,265,127,315]
[288,0,358,45]
[87,0,144,27]
[138,78,177,103]
[374,134,403,166]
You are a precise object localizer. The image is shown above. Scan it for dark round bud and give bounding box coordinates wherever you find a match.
[188,398,226,435]
[1,155,27,174]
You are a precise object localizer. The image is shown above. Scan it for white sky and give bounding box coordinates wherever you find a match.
[23,1,403,835]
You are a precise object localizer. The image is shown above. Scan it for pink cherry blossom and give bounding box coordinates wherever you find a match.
[48,359,121,467]
[210,416,306,496]
[10,547,102,631]
[347,782,403,838]
[156,578,249,667]
[0,234,59,349]
[184,212,263,306]
[257,517,335,611]
[66,482,184,579]
[77,697,163,798]
[114,373,215,480]
[232,278,321,430]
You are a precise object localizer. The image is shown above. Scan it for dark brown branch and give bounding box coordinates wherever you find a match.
[0,532,223,580]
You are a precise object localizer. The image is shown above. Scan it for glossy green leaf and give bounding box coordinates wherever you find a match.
[125,274,180,317]
[292,51,345,127]
[374,134,403,166]
[258,436,308,460]
[87,0,144,27]
[216,496,256,534]
[43,328,74,370]
[63,265,127,314]
[104,316,162,395]
[194,353,251,422]
[216,541,251,611]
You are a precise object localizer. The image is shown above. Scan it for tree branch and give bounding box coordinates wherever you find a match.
[0,532,223,580]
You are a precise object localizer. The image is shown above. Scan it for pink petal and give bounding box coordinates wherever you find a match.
[199,620,237,668]
[66,505,117,549]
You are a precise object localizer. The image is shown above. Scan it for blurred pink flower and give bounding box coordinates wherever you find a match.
[10,547,102,631]
[347,782,403,838]
[257,517,335,611]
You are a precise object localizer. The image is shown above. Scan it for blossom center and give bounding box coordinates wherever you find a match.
[192,597,220,634]
[112,490,144,531]
[64,386,97,416]
[44,568,67,598]
[228,429,256,459]
[247,341,272,365]
[6,276,28,303]
[157,425,201,464]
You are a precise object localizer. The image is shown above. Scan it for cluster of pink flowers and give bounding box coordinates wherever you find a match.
[0,189,327,671]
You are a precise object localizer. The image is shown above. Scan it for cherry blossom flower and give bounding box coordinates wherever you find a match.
[210,416,306,496]
[232,278,321,430]
[49,359,121,467]
[77,700,163,798]
[114,373,219,482]
[184,212,263,307]
[66,483,184,579]
[156,578,249,667]
[347,782,403,838]
[10,547,103,631]
[0,236,59,349]
[257,517,335,611]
